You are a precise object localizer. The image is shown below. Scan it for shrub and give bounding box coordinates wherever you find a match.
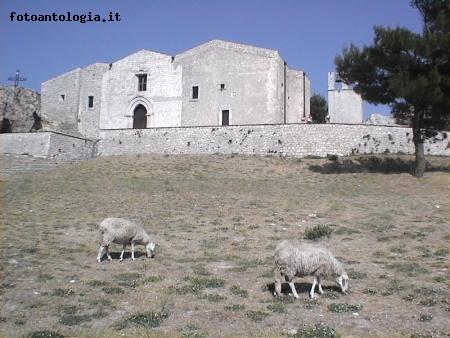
[115,310,169,330]
[26,331,65,338]
[304,224,334,240]
[293,325,340,338]
[328,303,362,313]
[245,310,268,322]
[230,285,248,298]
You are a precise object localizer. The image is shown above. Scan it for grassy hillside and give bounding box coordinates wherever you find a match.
[1,154,448,337]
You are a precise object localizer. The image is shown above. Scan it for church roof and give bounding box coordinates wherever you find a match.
[176,39,282,60]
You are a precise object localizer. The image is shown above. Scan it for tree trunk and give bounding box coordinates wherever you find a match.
[412,126,425,177]
[413,139,425,177]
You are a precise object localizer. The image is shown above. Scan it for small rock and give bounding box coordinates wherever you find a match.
[33,291,40,295]
[70,280,76,284]
[353,312,359,316]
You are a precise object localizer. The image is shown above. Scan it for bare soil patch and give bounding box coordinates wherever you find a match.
[1,154,448,337]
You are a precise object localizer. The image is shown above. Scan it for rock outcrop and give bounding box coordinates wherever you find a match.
[0,86,44,133]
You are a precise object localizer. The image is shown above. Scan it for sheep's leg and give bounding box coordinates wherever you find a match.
[310,276,318,298]
[119,244,126,262]
[288,279,299,299]
[97,246,104,263]
[105,245,112,261]
[317,276,324,294]
[131,242,135,261]
[274,269,283,297]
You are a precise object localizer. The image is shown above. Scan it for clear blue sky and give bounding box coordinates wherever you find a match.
[1,0,423,118]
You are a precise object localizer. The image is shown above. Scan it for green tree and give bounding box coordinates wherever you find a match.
[335,0,450,177]
[310,94,328,123]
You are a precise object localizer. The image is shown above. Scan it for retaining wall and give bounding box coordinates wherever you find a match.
[98,123,450,158]
[0,131,94,160]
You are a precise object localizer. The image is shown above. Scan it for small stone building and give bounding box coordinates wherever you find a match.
[41,40,311,139]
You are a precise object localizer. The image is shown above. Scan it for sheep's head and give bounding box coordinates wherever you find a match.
[336,272,349,293]
[146,242,156,258]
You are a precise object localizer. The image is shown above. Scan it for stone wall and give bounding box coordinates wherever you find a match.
[77,64,110,139]
[0,131,94,160]
[1,132,50,157]
[41,69,81,131]
[100,50,182,130]
[97,124,450,158]
[175,40,286,126]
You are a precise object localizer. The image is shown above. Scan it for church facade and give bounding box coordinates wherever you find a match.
[41,40,310,139]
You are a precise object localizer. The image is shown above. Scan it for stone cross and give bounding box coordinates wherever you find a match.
[7,69,27,88]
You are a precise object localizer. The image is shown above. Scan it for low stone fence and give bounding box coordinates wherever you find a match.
[0,131,94,160]
[98,123,449,158]
[2,124,448,160]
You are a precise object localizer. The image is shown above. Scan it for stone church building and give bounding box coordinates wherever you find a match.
[41,40,311,139]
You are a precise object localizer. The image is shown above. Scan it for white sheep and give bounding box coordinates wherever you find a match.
[273,240,349,299]
[97,217,156,263]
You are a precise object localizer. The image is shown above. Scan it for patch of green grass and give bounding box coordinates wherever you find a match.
[115,310,169,330]
[192,265,211,276]
[102,286,125,294]
[144,275,164,283]
[386,262,429,277]
[418,314,433,322]
[432,275,447,283]
[26,330,65,338]
[434,248,448,257]
[230,285,248,298]
[224,304,245,312]
[0,282,15,289]
[198,293,227,302]
[292,325,340,338]
[181,324,208,338]
[169,276,225,295]
[301,298,321,309]
[37,273,54,282]
[231,257,265,272]
[245,310,269,322]
[184,276,225,288]
[304,224,334,241]
[267,302,286,313]
[390,246,406,254]
[87,279,109,287]
[328,303,362,313]
[57,305,91,327]
[52,288,75,297]
[348,269,368,279]
[114,272,142,288]
[404,287,445,307]
[381,279,405,296]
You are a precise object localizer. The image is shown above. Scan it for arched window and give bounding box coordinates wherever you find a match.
[133,104,147,129]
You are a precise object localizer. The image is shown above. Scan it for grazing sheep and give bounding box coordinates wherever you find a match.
[273,240,348,298]
[97,217,156,263]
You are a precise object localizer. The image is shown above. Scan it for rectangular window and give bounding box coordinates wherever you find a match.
[222,110,229,126]
[88,96,94,108]
[60,94,65,102]
[220,83,225,91]
[192,86,199,99]
[138,74,147,91]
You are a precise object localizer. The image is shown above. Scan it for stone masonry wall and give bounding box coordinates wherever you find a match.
[1,132,50,157]
[97,124,450,158]
[1,131,94,160]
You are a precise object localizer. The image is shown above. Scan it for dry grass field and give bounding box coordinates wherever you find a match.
[1,154,449,338]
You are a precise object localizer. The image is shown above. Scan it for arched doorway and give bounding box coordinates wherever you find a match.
[133,104,147,129]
